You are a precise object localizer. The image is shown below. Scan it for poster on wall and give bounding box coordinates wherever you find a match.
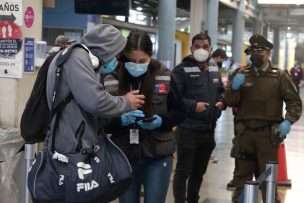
[0,0,23,78]
[24,37,34,72]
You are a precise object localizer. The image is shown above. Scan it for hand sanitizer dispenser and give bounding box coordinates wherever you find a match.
[35,41,47,67]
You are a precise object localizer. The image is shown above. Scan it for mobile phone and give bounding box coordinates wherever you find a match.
[140,117,156,123]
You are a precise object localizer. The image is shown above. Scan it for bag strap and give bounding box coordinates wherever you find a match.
[49,44,88,153]
[49,63,70,153]
[56,44,89,67]
[50,43,90,117]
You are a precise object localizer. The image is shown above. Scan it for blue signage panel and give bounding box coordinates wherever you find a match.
[24,37,35,72]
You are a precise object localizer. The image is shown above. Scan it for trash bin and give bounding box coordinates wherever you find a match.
[0,128,27,203]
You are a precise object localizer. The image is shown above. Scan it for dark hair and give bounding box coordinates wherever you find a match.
[191,32,211,46]
[125,30,153,57]
[118,30,155,116]
[212,49,227,60]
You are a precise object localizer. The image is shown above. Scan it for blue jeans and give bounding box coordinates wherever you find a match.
[119,156,173,203]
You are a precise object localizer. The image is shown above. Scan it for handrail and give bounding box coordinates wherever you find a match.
[244,161,278,203]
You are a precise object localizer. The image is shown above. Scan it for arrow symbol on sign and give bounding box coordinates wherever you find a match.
[0,13,16,22]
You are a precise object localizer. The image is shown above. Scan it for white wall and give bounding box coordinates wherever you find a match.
[0,1,43,128]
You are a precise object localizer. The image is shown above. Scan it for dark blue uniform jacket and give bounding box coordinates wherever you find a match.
[173,56,224,132]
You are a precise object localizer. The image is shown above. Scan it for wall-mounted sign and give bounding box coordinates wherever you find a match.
[0,0,23,78]
[24,37,34,72]
[24,6,34,28]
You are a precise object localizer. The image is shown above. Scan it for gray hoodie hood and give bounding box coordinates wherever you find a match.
[81,24,127,63]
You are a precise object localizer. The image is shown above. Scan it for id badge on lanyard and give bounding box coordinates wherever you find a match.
[129,82,141,144]
[129,128,139,144]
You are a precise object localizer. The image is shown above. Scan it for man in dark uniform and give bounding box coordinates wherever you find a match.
[172,32,225,203]
[224,34,302,203]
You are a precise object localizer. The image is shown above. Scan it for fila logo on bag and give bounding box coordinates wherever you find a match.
[107,173,115,184]
[59,175,64,185]
[77,181,99,192]
[77,162,92,179]
[76,162,99,192]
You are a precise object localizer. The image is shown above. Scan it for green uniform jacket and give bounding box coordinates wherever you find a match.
[224,62,302,125]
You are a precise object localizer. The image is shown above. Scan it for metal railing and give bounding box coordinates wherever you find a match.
[244,161,278,203]
[24,143,36,203]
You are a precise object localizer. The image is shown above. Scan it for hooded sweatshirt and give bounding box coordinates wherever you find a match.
[46,24,130,154]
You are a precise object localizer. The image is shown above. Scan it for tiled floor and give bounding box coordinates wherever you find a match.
[113,88,304,203]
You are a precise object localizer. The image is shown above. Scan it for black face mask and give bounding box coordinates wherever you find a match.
[250,54,264,67]
[217,62,223,68]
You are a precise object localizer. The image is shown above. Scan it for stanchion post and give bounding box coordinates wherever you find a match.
[265,161,278,203]
[244,181,259,203]
[24,143,36,203]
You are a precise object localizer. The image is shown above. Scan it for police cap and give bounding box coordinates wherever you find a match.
[249,34,273,51]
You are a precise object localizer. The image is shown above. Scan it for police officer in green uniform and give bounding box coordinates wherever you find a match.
[224,34,302,203]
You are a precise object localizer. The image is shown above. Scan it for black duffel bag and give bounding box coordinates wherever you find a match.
[27,134,132,203]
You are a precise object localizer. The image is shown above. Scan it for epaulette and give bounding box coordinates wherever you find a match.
[269,66,280,77]
[284,69,291,75]
[235,64,250,73]
[243,68,251,73]
[239,65,251,74]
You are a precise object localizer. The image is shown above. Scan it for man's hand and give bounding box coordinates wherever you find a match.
[215,102,225,110]
[195,102,209,112]
[124,90,145,110]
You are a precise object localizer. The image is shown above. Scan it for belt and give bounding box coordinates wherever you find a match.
[245,125,271,131]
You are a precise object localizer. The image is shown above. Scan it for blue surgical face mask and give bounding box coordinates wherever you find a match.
[125,62,149,77]
[100,57,118,74]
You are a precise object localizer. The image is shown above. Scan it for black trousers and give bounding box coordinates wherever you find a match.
[173,127,216,203]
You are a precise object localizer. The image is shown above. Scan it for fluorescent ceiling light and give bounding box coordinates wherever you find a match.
[258,0,304,4]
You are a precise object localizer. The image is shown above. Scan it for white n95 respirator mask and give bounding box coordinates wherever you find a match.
[193,48,209,62]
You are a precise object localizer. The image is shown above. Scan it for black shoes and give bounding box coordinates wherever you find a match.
[226,180,236,190]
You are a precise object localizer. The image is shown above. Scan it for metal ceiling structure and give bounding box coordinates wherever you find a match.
[130,0,190,17]
[129,0,304,34]
[258,3,304,32]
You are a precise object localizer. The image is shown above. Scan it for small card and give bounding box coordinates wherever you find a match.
[129,129,139,144]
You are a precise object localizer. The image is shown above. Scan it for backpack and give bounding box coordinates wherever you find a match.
[20,44,87,143]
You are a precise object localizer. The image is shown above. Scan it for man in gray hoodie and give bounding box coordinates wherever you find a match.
[46,24,145,156]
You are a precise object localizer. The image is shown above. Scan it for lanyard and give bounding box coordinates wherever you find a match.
[129,80,142,129]
[129,80,142,91]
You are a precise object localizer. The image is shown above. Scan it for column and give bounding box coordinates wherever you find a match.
[272,27,280,66]
[0,2,43,203]
[232,0,246,65]
[207,0,219,49]
[253,20,263,35]
[263,25,268,39]
[189,0,208,42]
[0,1,42,127]
[253,12,263,35]
[157,0,176,69]
[284,31,289,69]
